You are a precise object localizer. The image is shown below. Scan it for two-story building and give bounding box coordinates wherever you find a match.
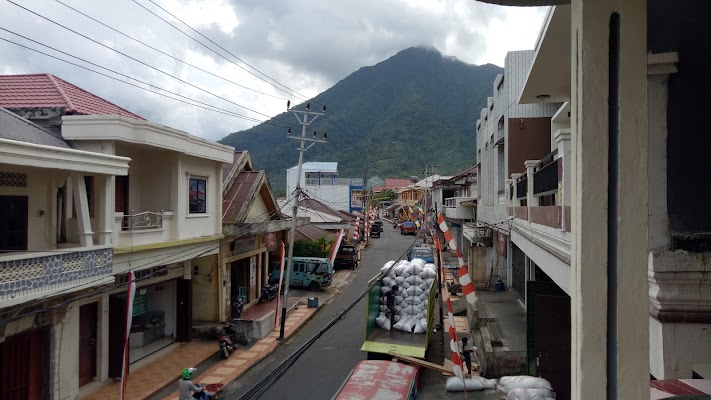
[285,162,364,213]
[0,74,234,399]
[0,107,130,400]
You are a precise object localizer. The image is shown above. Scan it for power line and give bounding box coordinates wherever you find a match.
[53,0,289,102]
[5,0,297,127]
[131,0,307,101]
[0,33,291,128]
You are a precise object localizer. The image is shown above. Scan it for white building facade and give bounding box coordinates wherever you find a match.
[285,162,364,213]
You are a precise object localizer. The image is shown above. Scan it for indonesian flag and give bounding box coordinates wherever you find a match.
[329,229,345,267]
[274,241,286,326]
[120,271,136,400]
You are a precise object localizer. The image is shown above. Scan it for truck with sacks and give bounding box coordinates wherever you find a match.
[361,258,438,359]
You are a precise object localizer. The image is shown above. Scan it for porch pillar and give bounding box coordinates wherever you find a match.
[71,173,94,247]
[570,0,648,399]
[524,160,538,208]
[96,175,114,245]
[555,130,571,231]
[511,173,522,207]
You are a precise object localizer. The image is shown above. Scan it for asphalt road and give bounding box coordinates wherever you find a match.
[222,226,419,399]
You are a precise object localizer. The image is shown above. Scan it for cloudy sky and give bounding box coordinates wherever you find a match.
[0,0,547,141]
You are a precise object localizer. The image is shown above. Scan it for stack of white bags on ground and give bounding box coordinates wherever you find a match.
[498,376,556,399]
[374,259,437,334]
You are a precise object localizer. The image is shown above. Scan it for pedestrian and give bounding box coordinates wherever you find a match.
[385,284,399,325]
[457,337,477,376]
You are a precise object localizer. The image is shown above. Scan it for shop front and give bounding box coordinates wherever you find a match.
[107,265,192,377]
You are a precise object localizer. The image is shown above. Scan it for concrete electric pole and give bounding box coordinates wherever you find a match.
[279,100,326,340]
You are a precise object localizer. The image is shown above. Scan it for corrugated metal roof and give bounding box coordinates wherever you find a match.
[0,74,144,120]
[288,161,338,172]
[295,225,336,241]
[222,171,262,224]
[0,107,71,148]
[384,178,413,189]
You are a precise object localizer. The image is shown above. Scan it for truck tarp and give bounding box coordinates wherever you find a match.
[361,272,438,358]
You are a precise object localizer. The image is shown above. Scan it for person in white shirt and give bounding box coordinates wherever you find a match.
[457,337,477,376]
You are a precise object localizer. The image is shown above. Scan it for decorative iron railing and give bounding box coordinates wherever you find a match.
[123,211,163,231]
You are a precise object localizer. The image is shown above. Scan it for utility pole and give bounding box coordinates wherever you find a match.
[363,168,368,245]
[279,100,326,340]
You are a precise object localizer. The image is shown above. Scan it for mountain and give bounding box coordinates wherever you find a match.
[219,47,502,195]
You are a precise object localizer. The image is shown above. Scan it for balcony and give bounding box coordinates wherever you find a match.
[533,151,558,195]
[0,246,113,305]
[114,211,175,249]
[444,197,476,220]
[516,176,528,199]
[303,177,363,187]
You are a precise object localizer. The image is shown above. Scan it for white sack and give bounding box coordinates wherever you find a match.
[445,377,497,392]
[395,295,404,303]
[406,286,424,296]
[419,291,430,301]
[393,262,407,275]
[375,313,391,330]
[393,318,407,331]
[497,376,553,393]
[424,277,435,286]
[419,268,437,279]
[400,317,417,332]
[419,281,431,291]
[413,320,426,334]
[400,281,411,289]
[405,275,424,285]
[506,388,556,400]
[419,318,427,328]
[380,287,390,295]
[414,312,426,319]
[382,277,395,287]
[395,276,406,284]
[394,314,402,322]
[424,263,437,271]
[410,258,426,268]
[406,296,422,305]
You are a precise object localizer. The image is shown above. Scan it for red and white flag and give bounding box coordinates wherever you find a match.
[329,229,345,267]
[120,270,136,400]
[274,241,286,327]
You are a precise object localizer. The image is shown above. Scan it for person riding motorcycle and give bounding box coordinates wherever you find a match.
[178,368,210,400]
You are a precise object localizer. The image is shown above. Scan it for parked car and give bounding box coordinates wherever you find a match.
[400,221,417,235]
[335,244,359,269]
[269,257,334,291]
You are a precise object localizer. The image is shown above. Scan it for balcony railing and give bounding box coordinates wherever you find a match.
[122,210,164,231]
[0,247,113,302]
[516,176,528,199]
[534,151,559,195]
[304,177,363,186]
[305,178,319,185]
[444,197,476,220]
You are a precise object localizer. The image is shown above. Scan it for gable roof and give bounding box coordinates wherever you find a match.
[0,107,71,148]
[295,225,336,241]
[222,151,254,196]
[0,74,144,120]
[222,170,280,225]
[299,197,355,222]
[385,178,413,189]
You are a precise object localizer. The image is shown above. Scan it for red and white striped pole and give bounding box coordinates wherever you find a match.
[353,216,360,241]
[438,213,477,304]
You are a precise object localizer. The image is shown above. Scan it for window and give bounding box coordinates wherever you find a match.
[189,177,207,214]
[115,176,129,213]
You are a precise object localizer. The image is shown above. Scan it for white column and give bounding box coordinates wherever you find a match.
[524,160,539,208]
[511,173,523,207]
[96,175,114,245]
[570,0,648,398]
[72,173,94,247]
[555,130,572,231]
[505,178,513,207]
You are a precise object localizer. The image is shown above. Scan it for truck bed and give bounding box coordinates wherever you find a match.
[361,327,429,359]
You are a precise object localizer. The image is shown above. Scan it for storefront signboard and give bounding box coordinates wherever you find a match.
[132,289,147,316]
[264,233,277,252]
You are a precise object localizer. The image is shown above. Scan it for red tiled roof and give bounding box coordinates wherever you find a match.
[222,171,262,224]
[222,151,244,179]
[0,74,144,119]
[299,198,355,222]
[385,178,413,189]
[372,185,385,193]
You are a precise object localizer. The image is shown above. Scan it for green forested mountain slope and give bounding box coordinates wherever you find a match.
[219,47,501,195]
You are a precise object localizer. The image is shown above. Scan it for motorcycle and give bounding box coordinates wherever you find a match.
[231,296,246,319]
[258,283,278,304]
[218,322,239,359]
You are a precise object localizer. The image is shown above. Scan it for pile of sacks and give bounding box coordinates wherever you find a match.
[498,376,555,400]
[374,259,437,334]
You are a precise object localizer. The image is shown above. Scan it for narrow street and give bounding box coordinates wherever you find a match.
[222,226,418,399]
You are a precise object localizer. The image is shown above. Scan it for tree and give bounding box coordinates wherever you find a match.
[293,236,334,257]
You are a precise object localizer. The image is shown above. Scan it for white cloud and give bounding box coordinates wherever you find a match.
[0,0,547,142]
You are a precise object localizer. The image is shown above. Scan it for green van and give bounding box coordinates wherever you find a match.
[269,257,334,291]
